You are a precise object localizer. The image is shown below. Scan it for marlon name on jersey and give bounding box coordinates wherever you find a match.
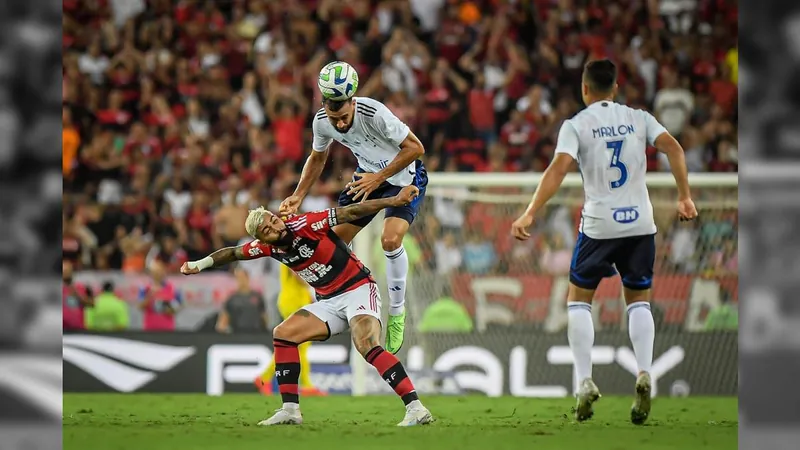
[592,124,635,139]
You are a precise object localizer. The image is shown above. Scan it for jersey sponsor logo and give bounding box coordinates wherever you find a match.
[296,262,334,283]
[353,152,389,170]
[63,335,196,392]
[612,207,640,224]
[592,124,635,139]
[248,246,263,257]
[312,220,327,231]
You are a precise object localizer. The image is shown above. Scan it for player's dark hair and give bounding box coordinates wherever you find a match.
[103,281,114,293]
[583,59,617,94]
[323,98,352,112]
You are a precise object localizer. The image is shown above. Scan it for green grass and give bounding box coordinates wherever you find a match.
[64,394,737,450]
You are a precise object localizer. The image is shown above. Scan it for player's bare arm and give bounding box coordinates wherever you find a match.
[653,132,698,221]
[336,186,419,224]
[179,244,248,275]
[281,148,330,215]
[511,154,576,240]
[347,132,425,202]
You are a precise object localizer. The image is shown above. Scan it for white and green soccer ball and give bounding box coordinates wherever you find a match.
[317,61,359,101]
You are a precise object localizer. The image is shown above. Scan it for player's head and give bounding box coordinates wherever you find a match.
[323,97,356,133]
[581,59,618,105]
[245,206,290,244]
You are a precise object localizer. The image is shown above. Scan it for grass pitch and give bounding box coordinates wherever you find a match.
[64,394,737,450]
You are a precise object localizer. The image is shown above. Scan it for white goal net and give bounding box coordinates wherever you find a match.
[353,172,739,397]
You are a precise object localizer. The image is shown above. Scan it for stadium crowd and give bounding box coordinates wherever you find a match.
[61,0,738,282]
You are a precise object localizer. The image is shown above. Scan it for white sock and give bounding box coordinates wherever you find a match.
[567,302,594,383]
[385,246,408,316]
[283,402,299,411]
[627,301,655,374]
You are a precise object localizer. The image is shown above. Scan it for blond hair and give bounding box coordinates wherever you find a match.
[244,206,270,239]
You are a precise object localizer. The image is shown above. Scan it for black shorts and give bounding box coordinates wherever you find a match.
[337,160,427,228]
[569,233,656,291]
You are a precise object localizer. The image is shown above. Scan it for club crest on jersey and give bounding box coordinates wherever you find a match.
[612,207,640,224]
[297,244,314,258]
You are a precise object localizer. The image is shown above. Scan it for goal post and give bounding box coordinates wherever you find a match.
[351,172,738,397]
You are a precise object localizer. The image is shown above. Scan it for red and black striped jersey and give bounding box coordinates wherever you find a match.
[240,209,374,299]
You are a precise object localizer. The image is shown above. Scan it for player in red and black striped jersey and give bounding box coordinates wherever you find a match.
[181,185,433,427]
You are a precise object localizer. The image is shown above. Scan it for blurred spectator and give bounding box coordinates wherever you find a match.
[539,233,572,276]
[434,231,463,276]
[62,0,738,276]
[216,268,267,333]
[653,68,694,137]
[63,261,92,331]
[85,282,130,332]
[138,260,182,331]
[462,230,497,275]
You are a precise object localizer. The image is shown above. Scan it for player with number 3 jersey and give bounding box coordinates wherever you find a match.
[181,186,433,427]
[511,59,698,425]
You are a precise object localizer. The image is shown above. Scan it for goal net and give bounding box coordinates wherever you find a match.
[352,172,739,398]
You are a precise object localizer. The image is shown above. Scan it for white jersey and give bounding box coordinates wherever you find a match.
[312,97,413,187]
[555,101,668,239]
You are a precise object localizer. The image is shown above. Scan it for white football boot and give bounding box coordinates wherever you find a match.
[257,405,303,426]
[397,400,434,427]
[574,378,601,422]
[631,372,652,425]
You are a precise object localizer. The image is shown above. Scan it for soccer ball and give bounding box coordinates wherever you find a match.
[318,61,359,101]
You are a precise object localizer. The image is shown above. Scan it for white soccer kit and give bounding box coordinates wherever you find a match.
[554,101,668,240]
[312,97,414,187]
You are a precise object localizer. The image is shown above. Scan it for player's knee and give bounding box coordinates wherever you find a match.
[272,321,298,343]
[350,315,381,356]
[381,235,403,252]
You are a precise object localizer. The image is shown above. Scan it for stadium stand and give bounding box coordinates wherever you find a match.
[62,0,737,278]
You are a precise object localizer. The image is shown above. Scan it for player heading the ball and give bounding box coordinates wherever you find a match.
[511,59,698,425]
[280,61,428,356]
[182,186,433,427]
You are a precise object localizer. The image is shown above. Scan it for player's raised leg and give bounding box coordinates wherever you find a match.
[347,283,432,426]
[257,308,335,426]
[382,162,426,354]
[381,217,410,353]
[615,234,657,425]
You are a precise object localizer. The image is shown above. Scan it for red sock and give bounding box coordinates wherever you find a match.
[365,346,419,405]
[273,339,300,404]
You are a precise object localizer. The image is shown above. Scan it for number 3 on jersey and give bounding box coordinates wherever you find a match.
[606,139,628,189]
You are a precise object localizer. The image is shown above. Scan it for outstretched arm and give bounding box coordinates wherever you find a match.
[653,132,691,201]
[511,121,577,241]
[522,153,575,218]
[375,131,425,181]
[293,148,329,200]
[335,186,419,224]
[182,244,251,274]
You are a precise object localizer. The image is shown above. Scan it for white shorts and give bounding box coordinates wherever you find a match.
[302,282,382,338]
